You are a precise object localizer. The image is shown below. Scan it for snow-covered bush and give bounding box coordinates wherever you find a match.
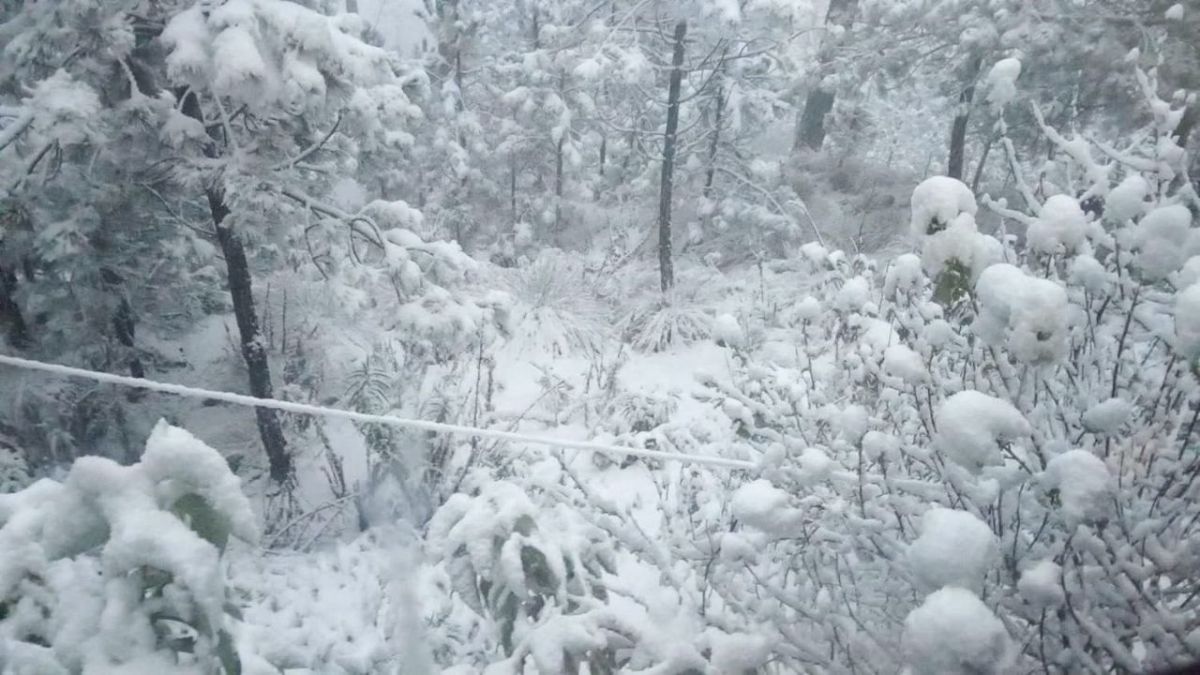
[425,480,622,671]
[585,63,1200,673]
[618,294,712,353]
[0,422,256,673]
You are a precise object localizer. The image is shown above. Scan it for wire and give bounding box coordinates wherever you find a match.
[0,354,757,471]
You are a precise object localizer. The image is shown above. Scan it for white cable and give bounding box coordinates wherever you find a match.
[0,354,757,471]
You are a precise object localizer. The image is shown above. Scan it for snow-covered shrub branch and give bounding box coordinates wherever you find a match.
[0,422,257,673]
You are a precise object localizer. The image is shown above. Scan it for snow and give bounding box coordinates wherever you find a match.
[836,277,872,313]
[862,431,899,461]
[713,313,745,348]
[884,253,925,295]
[835,404,869,441]
[919,213,997,279]
[1081,398,1132,434]
[1105,174,1151,224]
[1018,560,1065,608]
[1027,194,1087,255]
[701,628,770,672]
[731,479,803,537]
[793,295,822,322]
[907,508,998,592]
[1175,256,1200,289]
[1166,3,1185,20]
[139,422,258,544]
[1043,450,1113,524]
[25,71,103,146]
[800,241,828,267]
[934,390,1031,471]
[974,263,1069,364]
[0,423,256,673]
[1133,204,1193,281]
[1069,254,1109,293]
[883,344,929,384]
[984,57,1021,110]
[903,587,1012,675]
[1175,283,1200,358]
[798,446,835,481]
[910,176,977,237]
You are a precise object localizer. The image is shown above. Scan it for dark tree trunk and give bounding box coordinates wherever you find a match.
[510,153,517,225]
[554,70,566,235]
[208,192,291,483]
[0,264,30,349]
[971,134,996,192]
[599,135,606,177]
[948,54,983,180]
[181,91,291,483]
[531,3,540,49]
[554,135,565,232]
[797,89,835,152]
[794,0,858,152]
[1175,103,1196,149]
[101,268,146,400]
[703,84,725,200]
[657,20,687,293]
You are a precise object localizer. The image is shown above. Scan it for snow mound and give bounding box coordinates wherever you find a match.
[798,447,835,481]
[1175,283,1200,359]
[1081,398,1132,434]
[1027,194,1087,255]
[919,215,998,280]
[732,480,803,537]
[862,431,899,461]
[713,313,745,348]
[974,264,1068,364]
[1069,254,1108,293]
[911,176,978,237]
[883,344,929,384]
[934,391,1031,471]
[907,508,997,592]
[1043,450,1112,524]
[1133,204,1193,281]
[1018,560,1065,608]
[701,628,771,672]
[884,253,925,295]
[984,57,1021,109]
[836,277,872,313]
[1105,174,1151,224]
[903,587,1012,675]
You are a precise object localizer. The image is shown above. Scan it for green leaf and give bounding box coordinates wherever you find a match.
[497,592,519,655]
[172,493,232,553]
[216,628,241,675]
[223,601,244,622]
[933,259,972,308]
[521,544,558,596]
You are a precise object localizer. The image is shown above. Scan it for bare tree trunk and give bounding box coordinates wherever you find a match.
[948,54,983,180]
[208,192,291,483]
[794,0,858,152]
[1175,103,1196,149]
[554,70,566,236]
[703,84,725,200]
[554,135,565,233]
[181,92,291,483]
[510,153,518,225]
[531,2,541,49]
[0,264,29,349]
[658,20,687,293]
[971,133,996,192]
